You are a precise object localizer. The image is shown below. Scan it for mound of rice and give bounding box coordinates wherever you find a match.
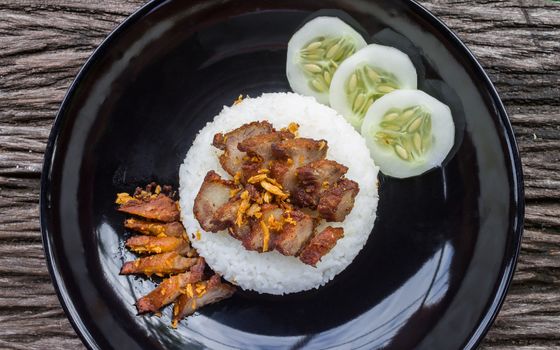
[179,92,379,295]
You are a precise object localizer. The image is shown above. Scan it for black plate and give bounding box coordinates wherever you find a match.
[40,1,524,349]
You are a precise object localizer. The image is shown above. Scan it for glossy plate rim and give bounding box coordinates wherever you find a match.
[40,1,525,349]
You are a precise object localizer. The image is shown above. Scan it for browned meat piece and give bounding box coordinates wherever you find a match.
[297,159,348,188]
[120,252,198,276]
[239,161,263,183]
[228,220,251,240]
[244,183,263,203]
[299,226,344,266]
[172,274,236,326]
[136,258,206,314]
[238,131,295,162]
[211,198,241,230]
[274,210,315,256]
[268,138,328,194]
[293,160,348,208]
[211,182,266,231]
[237,131,294,183]
[317,179,360,222]
[243,221,266,252]
[241,204,284,252]
[212,121,274,176]
[193,171,237,232]
[269,160,298,194]
[118,194,180,222]
[124,218,186,238]
[125,236,194,256]
[291,191,314,209]
[298,207,321,220]
[271,138,328,167]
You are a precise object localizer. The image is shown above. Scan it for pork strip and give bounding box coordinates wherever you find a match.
[244,183,263,203]
[172,275,236,326]
[118,194,180,222]
[193,171,237,232]
[125,235,194,256]
[120,252,198,276]
[269,160,297,195]
[292,159,348,208]
[212,121,274,176]
[211,183,264,231]
[238,131,295,162]
[239,161,263,184]
[228,221,251,241]
[210,197,241,231]
[136,258,206,314]
[269,138,328,194]
[271,138,328,166]
[236,131,295,183]
[317,179,360,222]
[241,204,284,252]
[299,226,344,266]
[274,210,315,256]
[124,218,186,238]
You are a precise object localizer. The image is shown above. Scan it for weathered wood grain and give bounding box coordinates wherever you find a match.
[0,0,558,349]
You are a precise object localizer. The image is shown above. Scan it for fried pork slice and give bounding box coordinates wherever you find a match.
[271,138,328,167]
[124,218,186,238]
[136,258,206,314]
[194,171,237,232]
[292,160,348,208]
[211,197,241,231]
[269,138,328,194]
[238,131,295,162]
[274,210,315,256]
[125,236,194,256]
[118,194,180,222]
[237,131,295,183]
[239,161,262,184]
[172,274,236,326]
[269,160,297,194]
[242,204,284,252]
[244,183,263,202]
[212,121,274,176]
[317,179,360,222]
[120,252,198,276]
[229,220,251,241]
[299,227,344,266]
[210,183,257,230]
[297,159,348,188]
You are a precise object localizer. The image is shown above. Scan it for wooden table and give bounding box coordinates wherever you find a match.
[0,1,558,348]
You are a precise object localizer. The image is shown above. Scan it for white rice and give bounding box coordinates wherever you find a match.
[179,92,379,295]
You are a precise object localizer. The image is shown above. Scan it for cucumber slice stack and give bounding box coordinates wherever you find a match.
[286,15,456,178]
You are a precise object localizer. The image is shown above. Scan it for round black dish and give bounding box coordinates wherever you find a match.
[40,1,524,349]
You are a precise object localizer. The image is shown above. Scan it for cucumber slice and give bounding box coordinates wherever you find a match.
[361,90,455,178]
[286,16,367,104]
[329,44,417,129]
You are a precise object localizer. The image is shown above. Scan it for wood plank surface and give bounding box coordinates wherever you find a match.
[0,0,558,348]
